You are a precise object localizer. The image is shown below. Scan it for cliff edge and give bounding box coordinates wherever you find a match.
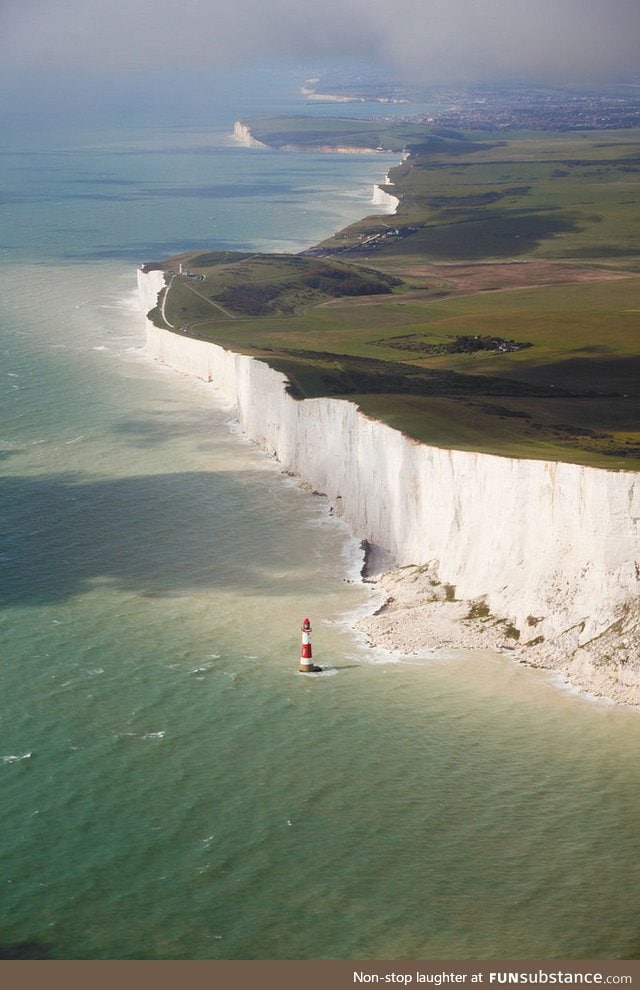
[139,267,640,706]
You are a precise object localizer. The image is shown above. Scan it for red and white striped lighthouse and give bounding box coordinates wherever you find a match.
[299,618,320,673]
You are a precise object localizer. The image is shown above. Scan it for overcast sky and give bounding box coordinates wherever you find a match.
[2,0,639,88]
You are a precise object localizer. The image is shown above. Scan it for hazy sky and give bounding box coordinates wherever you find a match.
[2,0,639,87]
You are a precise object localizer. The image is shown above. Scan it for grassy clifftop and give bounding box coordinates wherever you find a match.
[315,128,640,271]
[238,116,477,153]
[145,122,640,470]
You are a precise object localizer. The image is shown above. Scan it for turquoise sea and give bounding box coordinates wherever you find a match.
[1,65,640,961]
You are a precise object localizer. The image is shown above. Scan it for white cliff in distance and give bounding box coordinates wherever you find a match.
[232,121,270,149]
[371,177,400,213]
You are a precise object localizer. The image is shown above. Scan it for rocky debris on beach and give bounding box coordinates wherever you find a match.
[356,562,640,707]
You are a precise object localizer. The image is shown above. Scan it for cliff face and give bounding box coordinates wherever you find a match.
[138,268,165,314]
[139,269,640,698]
[371,180,399,212]
[232,121,270,150]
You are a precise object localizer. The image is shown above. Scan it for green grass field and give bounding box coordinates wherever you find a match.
[315,129,640,270]
[145,123,640,470]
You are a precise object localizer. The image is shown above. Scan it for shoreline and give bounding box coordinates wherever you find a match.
[232,119,394,156]
[353,558,640,708]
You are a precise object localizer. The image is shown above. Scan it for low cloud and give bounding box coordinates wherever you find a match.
[2,0,639,85]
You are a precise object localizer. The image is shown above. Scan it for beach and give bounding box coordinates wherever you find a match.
[355,561,640,707]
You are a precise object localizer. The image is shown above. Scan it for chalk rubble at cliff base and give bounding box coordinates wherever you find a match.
[356,563,640,706]
[139,268,640,707]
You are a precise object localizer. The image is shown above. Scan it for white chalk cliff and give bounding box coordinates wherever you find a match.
[371,176,400,213]
[139,268,640,704]
[232,121,270,150]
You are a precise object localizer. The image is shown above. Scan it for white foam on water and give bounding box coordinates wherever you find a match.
[3,752,32,764]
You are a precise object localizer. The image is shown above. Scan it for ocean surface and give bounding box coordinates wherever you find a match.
[1,65,640,961]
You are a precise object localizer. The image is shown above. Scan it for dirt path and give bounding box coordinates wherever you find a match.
[161,274,237,327]
[160,274,176,328]
[181,280,236,320]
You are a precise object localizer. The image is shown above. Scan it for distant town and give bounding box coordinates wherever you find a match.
[302,75,640,130]
[416,86,640,131]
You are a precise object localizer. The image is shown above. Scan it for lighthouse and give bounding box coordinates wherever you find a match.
[299,618,321,673]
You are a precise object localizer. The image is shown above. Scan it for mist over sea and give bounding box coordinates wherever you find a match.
[2,65,640,960]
